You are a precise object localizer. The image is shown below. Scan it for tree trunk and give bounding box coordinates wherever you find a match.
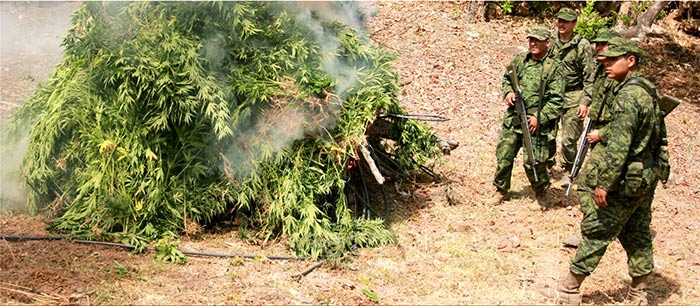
[616,1,670,40]
[462,1,486,23]
[637,1,669,28]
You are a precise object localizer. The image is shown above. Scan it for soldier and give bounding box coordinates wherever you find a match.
[548,8,595,183]
[486,26,564,211]
[561,28,622,248]
[541,38,665,306]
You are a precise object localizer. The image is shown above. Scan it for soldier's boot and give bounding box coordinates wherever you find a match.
[528,190,550,211]
[558,165,573,188]
[562,232,582,248]
[540,271,586,305]
[626,274,649,306]
[486,189,508,206]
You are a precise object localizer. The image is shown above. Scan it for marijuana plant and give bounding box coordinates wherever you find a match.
[4,1,440,259]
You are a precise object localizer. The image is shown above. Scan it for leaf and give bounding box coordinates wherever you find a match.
[362,289,379,303]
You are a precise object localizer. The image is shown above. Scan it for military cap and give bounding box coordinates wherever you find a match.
[557,8,578,21]
[591,28,621,43]
[599,37,643,58]
[526,26,551,41]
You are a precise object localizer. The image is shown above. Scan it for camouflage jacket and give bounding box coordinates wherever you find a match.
[550,33,596,108]
[580,72,663,193]
[587,63,617,132]
[501,51,565,134]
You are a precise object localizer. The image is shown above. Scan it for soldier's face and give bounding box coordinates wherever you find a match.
[557,19,576,35]
[528,38,549,58]
[603,54,636,82]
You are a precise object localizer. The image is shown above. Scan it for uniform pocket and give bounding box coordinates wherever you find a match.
[620,162,652,197]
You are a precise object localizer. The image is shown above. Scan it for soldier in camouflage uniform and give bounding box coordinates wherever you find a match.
[548,8,596,181]
[541,38,665,306]
[561,28,622,249]
[586,29,623,131]
[487,26,564,211]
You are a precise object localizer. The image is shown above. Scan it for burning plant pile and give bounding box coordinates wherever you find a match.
[3,2,450,259]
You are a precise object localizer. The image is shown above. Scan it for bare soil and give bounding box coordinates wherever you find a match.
[2,2,699,305]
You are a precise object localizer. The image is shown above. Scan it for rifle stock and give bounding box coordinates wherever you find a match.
[566,117,591,196]
[506,64,538,182]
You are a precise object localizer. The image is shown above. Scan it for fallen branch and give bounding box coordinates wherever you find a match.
[0,282,69,305]
[360,144,385,185]
[291,261,324,281]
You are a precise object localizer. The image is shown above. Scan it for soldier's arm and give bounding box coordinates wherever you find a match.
[539,61,565,124]
[596,90,640,191]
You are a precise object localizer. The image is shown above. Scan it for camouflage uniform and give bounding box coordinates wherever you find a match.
[548,10,595,171]
[559,29,621,249]
[494,28,564,194]
[586,29,621,128]
[571,69,663,278]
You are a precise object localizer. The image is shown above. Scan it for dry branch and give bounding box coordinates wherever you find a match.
[360,145,385,185]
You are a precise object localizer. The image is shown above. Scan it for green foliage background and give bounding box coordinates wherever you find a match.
[575,0,612,41]
[3,2,440,259]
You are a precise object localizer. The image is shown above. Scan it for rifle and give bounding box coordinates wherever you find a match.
[506,64,538,182]
[566,117,591,196]
[563,81,681,196]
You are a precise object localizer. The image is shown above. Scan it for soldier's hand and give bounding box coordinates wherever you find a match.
[527,117,538,134]
[577,105,589,118]
[504,92,515,107]
[587,129,601,144]
[594,187,608,207]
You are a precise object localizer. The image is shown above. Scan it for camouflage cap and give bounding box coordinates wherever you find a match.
[599,37,643,58]
[557,8,578,22]
[526,26,551,41]
[591,28,621,43]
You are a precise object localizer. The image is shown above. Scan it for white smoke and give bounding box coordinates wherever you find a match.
[222,2,373,180]
[291,1,375,95]
[0,136,29,213]
[0,2,78,212]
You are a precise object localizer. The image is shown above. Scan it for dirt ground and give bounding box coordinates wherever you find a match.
[2,2,700,305]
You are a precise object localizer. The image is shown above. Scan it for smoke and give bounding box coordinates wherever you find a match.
[0,136,29,213]
[0,2,79,86]
[225,103,334,180]
[222,2,374,180]
[295,1,376,30]
[0,2,78,212]
[291,1,376,95]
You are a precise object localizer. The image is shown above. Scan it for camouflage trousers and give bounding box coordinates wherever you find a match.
[547,90,584,170]
[570,188,655,277]
[493,126,550,193]
[559,106,584,170]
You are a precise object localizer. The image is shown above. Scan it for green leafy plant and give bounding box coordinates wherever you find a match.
[154,238,186,264]
[657,9,667,20]
[575,0,611,40]
[500,1,515,15]
[4,2,440,260]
